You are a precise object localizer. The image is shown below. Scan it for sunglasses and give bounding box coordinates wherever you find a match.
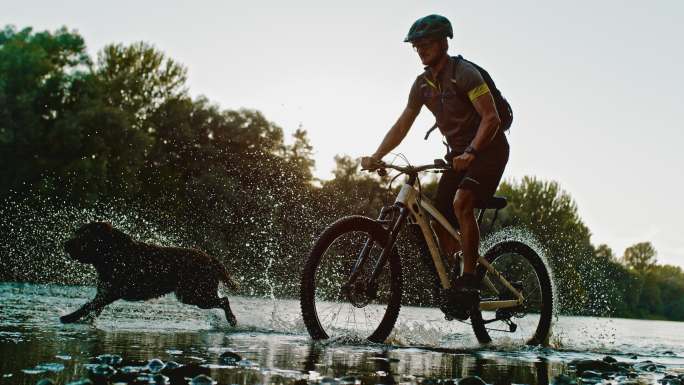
[412,39,439,51]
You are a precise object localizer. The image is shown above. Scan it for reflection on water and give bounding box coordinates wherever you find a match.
[1,283,683,385]
[0,329,555,385]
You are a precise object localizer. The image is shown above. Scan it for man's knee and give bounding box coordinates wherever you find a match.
[453,189,476,218]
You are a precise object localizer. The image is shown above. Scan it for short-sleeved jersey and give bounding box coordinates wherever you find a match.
[408,56,489,151]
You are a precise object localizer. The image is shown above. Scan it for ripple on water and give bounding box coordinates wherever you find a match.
[3,282,684,385]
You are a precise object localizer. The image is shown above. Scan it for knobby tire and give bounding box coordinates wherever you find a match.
[471,240,554,345]
[300,215,402,343]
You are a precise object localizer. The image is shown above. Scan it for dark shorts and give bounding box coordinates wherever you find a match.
[435,135,509,229]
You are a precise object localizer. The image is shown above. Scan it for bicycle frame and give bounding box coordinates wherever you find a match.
[365,178,525,312]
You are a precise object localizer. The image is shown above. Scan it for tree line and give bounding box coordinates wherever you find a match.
[1,25,682,321]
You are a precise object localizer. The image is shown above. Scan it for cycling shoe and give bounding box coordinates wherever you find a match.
[439,273,481,321]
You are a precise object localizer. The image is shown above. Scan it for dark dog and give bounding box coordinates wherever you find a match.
[61,222,239,326]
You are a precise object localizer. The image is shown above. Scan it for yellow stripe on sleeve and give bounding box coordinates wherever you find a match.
[467,83,490,101]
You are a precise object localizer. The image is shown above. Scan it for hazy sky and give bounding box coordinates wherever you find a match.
[4,1,683,266]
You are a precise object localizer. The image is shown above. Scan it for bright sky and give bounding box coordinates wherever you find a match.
[4,0,683,266]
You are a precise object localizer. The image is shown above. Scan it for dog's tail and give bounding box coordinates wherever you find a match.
[212,259,240,292]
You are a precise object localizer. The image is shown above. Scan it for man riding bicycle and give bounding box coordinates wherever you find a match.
[361,14,509,316]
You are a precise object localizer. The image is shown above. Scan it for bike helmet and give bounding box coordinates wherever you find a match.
[404,14,453,42]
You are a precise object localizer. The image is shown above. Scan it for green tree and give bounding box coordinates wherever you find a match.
[320,155,389,217]
[494,177,598,314]
[595,244,616,262]
[283,127,316,182]
[0,26,91,199]
[96,42,187,131]
[623,242,657,273]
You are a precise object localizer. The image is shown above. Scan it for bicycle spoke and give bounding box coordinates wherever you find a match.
[306,223,399,340]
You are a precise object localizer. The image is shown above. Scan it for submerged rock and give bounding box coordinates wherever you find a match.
[131,374,156,385]
[190,374,216,385]
[602,356,617,363]
[551,374,577,385]
[339,376,360,385]
[660,374,682,385]
[579,370,602,383]
[151,374,170,385]
[89,364,116,378]
[147,359,165,374]
[237,359,258,369]
[163,361,180,371]
[634,361,666,373]
[122,359,149,367]
[162,363,209,382]
[111,369,139,384]
[35,363,65,373]
[570,359,625,374]
[95,354,123,367]
[580,370,602,378]
[218,351,241,365]
[66,379,93,385]
[120,366,143,374]
[458,376,486,385]
[320,377,339,385]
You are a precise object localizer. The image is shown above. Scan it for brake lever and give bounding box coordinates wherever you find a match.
[359,167,387,177]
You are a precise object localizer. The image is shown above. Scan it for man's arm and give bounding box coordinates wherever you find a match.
[468,91,501,152]
[361,106,420,169]
[452,89,501,171]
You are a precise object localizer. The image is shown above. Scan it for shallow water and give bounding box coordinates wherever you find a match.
[1,283,683,385]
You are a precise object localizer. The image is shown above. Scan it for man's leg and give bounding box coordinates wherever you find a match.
[453,188,478,274]
[434,168,463,259]
[433,221,460,257]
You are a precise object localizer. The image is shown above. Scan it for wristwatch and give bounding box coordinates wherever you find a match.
[464,145,478,157]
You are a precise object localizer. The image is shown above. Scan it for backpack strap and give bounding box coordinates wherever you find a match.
[424,55,469,141]
[449,55,470,104]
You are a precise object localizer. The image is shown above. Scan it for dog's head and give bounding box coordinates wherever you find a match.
[64,222,132,264]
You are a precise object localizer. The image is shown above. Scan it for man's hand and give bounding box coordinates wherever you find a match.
[452,153,475,172]
[361,156,383,170]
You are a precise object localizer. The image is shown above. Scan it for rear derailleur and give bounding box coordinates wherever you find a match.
[481,281,525,332]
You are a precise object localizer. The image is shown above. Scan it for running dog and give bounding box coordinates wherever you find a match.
[60,222,238,326]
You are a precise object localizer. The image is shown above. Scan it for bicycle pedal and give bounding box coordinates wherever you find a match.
[439,288,479,321]
[505,319,517,333]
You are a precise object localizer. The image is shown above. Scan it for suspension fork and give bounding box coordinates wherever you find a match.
[366,204,409,293]
[343,205,407,294]
[347,206,392,278]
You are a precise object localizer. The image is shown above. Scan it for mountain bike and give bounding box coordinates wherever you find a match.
[300,159,553,345]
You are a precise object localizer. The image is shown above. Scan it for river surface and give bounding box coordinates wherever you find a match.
[1,282,683,385]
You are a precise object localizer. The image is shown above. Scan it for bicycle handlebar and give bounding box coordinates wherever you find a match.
[362,159,451,177]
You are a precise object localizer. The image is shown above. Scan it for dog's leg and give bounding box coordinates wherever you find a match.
[179,288,238,327]
[60,291,118,323]
[192,297,237,327]
[218,297,237,327]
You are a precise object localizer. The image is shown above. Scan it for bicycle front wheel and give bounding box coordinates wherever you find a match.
[471,240,554,345]
[300,215,402,343]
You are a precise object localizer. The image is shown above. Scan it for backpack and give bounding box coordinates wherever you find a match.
[424,55,513,140]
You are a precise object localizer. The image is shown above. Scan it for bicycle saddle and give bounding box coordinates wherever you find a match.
[477,196,507,210]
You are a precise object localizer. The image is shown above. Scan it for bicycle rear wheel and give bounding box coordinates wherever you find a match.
[471,240,554,345]
[300,215,402,343]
